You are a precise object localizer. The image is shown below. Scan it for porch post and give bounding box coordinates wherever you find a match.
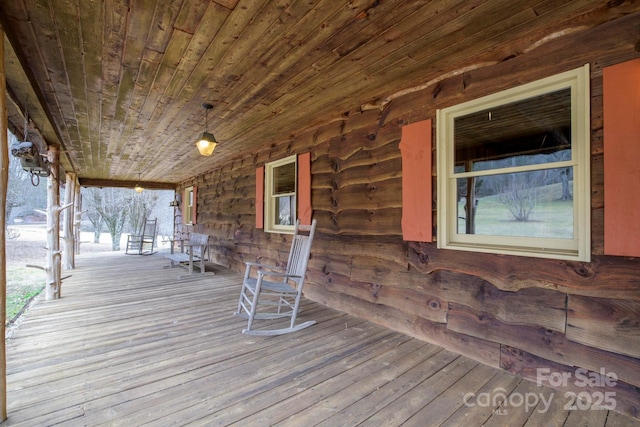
[74,184,82,254]
[45,145,62,299]
[0,27,9,421]
[62,172,76,269]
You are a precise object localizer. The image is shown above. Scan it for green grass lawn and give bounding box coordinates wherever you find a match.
[6,266,45,323]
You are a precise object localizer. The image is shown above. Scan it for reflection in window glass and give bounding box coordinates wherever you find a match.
[456,168,574,239]
[275,195,296,225]
[454,89,571,171]
[274,162,296,194]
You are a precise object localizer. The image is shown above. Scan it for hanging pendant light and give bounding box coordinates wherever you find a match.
[196,103,218,156]
[134,173,143,193]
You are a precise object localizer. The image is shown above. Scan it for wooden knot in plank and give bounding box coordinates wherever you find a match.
[369,283,382,299]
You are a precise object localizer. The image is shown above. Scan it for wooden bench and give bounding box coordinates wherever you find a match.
[165,233,212,277]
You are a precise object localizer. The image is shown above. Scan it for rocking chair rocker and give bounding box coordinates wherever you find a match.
[234,219,317,335]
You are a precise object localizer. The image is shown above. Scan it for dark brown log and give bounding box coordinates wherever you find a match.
[309,263,448,324]
[304,284,501,369]
[408,242,640,300]
[447,303,640,388]
[351,260,567,332]
[567,296,640,360]
[314,208,401,236]
[312,179,402,213]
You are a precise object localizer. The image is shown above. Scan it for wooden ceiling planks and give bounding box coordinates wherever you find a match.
[3,37,52,151]
[114,0,187,177]
[212,0,328,122]
[219,0,506,144]
[100,0,130,174]
[123,1,243,178]
[77,0,105,174]
[50,0,97,171]
[118,1,230,181]
[146,2,288,159]
[221,0,607,150]
[30,0,80,158]
[211,2,358,139]
[108,0,160,174]
[1,0,639,186]
[216,3,464,145]
[304,1,539,101]
[216,1,412,144]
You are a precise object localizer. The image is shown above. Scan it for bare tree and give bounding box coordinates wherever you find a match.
[492,171,547,222]
[82,187,160,250]
[128,191,159,235]
[496,174,540,222]
[82,188,132,250]
[83,199,104,243]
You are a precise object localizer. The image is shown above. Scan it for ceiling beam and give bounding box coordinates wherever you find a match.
[78,178,176,191]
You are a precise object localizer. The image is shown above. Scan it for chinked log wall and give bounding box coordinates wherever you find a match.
[179,15,640,419]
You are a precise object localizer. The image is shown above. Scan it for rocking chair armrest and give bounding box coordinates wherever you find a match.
[245,262,284,272]
[256,270,302,280]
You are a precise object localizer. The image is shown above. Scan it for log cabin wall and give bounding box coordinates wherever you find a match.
[178,15,640,419]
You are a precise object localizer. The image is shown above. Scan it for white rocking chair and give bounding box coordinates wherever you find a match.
[234,219,317,335]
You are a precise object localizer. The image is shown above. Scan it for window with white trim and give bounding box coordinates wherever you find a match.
[184,186,195,225]
[265,155,297,233]
[436,65,590,261]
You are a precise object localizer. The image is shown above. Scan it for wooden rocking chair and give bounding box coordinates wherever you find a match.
[234,219,317,335]
[125,217,157,255]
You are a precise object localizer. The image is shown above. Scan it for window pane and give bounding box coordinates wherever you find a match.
[456,167,574,239]
[274,162,296,194]
[454,88,571,171]
[275,195,296,225]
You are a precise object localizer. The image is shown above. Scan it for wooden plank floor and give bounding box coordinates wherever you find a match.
[3,251,639,426]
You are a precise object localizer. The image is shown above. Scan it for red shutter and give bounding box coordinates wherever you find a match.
[400,119,432,242]
[603,59,640,256]
[256,166,264,229]
[297,152,312,225]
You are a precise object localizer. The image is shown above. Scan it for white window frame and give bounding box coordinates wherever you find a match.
[264,154,297,234]
[183,186,194,225]
[436,65,591,261]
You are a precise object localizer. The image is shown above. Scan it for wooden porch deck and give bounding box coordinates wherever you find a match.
[3,252,638,426]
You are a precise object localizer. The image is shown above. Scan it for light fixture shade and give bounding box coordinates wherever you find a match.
[134,172,143,192]
[196,131,218,156]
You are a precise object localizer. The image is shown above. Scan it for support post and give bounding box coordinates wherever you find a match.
[46,145,62,300]
[0,28,9,421]
[62,172,76,269]
[74,185,82,254]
